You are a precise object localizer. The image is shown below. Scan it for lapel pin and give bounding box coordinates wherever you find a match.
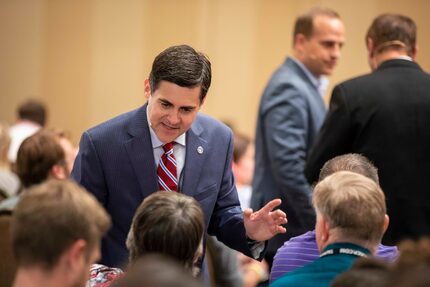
[197,146,204,154]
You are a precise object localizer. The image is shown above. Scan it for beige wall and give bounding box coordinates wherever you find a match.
[1,0,429,144]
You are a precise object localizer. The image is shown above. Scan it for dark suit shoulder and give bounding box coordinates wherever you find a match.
[193,113,232,138]
[85,107,144,141]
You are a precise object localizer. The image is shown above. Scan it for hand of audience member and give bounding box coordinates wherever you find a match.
[243,199,287,242]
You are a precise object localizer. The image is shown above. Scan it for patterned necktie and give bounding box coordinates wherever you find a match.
[157,142,177,191]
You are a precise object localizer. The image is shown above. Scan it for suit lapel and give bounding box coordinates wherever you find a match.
[181,118,208,197]
[124,105,158,197]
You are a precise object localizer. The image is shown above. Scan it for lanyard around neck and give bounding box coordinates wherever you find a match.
[320,247,368,259]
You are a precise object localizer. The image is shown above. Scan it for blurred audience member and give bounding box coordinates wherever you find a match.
[331,257,391,287]
[11,179,111,287]
[0,123,19,199]
[272,171,388,287]
[87,191,204,287]
[0,130,67,211]
[110,255,203,287]
[384,238,430,287]
[8,99,47,163]
[271,154,398,282]
[252,7,345,267]
[232,132,255,210]
[53,130,78,175]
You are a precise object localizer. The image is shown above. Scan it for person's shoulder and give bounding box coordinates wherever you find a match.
[271,264,315,287]
[193,113,232,136]
[267,58,305,85]
[85,106,144,139]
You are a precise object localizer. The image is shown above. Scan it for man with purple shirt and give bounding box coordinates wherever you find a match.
[270,154,398,283]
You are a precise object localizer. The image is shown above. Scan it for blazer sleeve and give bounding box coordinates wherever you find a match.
[305,84,354,184]
[71,131,108,206]
[263,84,315,221]
[207,130,259,258]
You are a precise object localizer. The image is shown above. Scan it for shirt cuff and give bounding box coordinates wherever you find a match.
[247,237,266,259]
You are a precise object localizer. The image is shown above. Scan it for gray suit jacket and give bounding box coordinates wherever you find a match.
[72,104,253,267]
[251,57,326,259]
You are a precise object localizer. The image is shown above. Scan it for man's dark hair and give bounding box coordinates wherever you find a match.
[366,14,416,56]
[126,191,204,270]
[149,45,211,102]
[17,99,47,127]
[11,179,110,270]
[16,130,65,188]
[293,7,340,44]
[318,153,379,184]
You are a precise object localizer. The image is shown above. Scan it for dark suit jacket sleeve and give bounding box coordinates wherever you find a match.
[263,85,315,222]
[207,130,259,257]
[305,84,354,183]
[71,131,108,206]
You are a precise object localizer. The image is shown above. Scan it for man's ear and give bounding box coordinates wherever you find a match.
[58,239,87,278]
[50,164,67,180]
[144,79,151,100]
[367,38,375,58]
[321,217,330,243]
[410,44,418,60]
[383,214,390,233]
[294,34,306,51]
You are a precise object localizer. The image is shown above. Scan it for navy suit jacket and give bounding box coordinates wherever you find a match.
[252,57,326,260]
[72,104,252,267]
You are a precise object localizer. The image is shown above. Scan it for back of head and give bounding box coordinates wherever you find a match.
[293,7,340,44]
[331,257,391,287]
[126,191,204,270]
[149,45,211,102]
[16,130,65,188]
[17,100,47,127]
[318,153,379,184]
[366,13,416,57]
[313,171,386,249]
[111,255,203,287]
[11,179,111,270]
[383,238,430,287]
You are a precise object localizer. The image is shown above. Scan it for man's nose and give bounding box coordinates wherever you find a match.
[167,111,180,125]
[332,44,342,59]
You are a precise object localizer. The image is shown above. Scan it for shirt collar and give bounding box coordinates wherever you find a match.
[146,106,186,148]
[395,55,413,61]
[290,57,329,96]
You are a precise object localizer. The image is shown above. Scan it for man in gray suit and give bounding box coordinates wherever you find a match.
[251,7,345,266]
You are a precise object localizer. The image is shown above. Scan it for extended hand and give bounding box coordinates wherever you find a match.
[243,199,287,242]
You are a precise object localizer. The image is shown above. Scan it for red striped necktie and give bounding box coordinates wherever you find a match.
[157,142,177,191]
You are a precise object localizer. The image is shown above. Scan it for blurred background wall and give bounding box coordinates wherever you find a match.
[1,0,429,143]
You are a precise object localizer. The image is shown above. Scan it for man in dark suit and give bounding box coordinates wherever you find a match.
[305,14,430,245]
[71,45,287,267]
[251,7,345,265]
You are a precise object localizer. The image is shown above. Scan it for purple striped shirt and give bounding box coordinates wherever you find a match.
[270,230,398,283]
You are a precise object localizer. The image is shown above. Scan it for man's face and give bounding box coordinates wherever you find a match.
[234,143,255,186]
[297,15,345,77]
[145,80,203,144]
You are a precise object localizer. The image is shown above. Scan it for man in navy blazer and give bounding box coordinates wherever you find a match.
[71,45,287,267]
[251,7,345,266]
